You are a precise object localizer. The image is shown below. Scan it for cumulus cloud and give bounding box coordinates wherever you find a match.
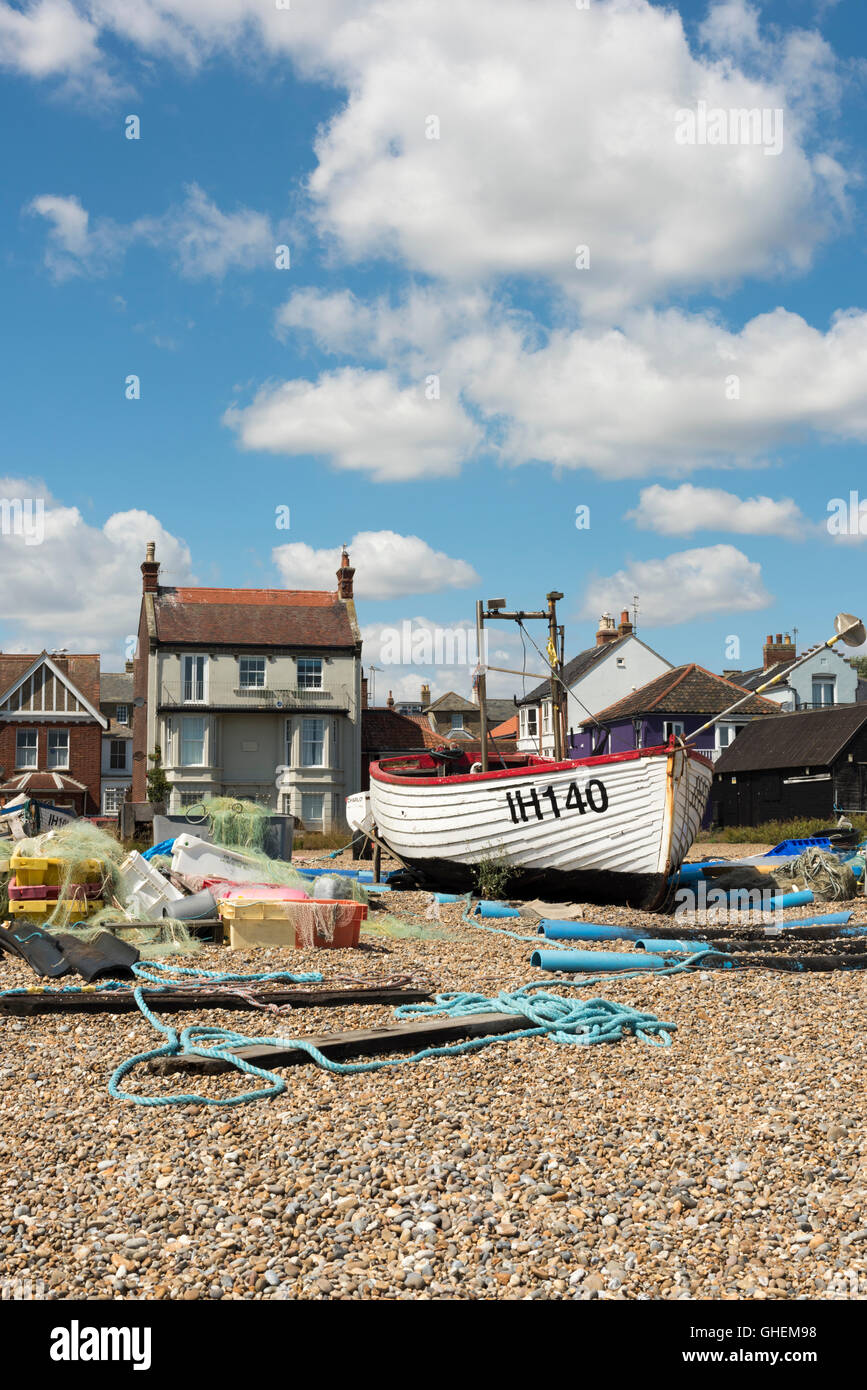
[224,368,481,482]
[27,184,274,281]
[0,477,193,661]
[581,544,772,627]
[359,615,527,702]
[273,531,479,600]
[626,483,808,537]
[0,0,100,78]
[7,1,854,313]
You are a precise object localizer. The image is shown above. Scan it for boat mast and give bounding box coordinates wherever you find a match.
[475,592,566,771]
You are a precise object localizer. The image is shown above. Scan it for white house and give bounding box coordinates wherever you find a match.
[724,633,861,712]
[516,610,673,756]
[132,544,363,831]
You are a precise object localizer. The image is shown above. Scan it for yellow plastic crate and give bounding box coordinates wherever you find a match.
[219,898,366,950]
[8,897,104,918]
[9,854,103,888]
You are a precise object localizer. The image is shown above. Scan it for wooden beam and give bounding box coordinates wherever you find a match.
[0,985,432,1018]
[149,1009,527,1076]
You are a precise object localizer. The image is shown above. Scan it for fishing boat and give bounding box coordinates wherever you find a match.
[362,741,713,909]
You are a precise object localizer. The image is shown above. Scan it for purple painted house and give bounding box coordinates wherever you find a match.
[569,664,781,767]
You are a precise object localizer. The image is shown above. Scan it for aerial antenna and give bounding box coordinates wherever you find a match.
[632,593,639,633]
[368,664,382,706]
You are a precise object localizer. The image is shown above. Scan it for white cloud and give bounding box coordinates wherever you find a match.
[273,530,479,600]
[0,0,100,78]
[461,306,867,476]
[224,368,481,482]
[27,184,274,281]
[581,544,772,627]
[359,615,528,701]
[8,1,854,314]
[0,477,193,662]
[627,483,808,537]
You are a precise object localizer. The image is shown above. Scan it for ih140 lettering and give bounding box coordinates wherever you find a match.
[506,778,608,824]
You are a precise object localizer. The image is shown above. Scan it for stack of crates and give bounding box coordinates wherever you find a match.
[218,897,367,950]
[7,852,105,918]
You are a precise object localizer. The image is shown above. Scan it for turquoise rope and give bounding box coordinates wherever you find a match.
[106,975,679,1108]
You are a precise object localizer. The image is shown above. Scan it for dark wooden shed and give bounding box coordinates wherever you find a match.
[711,704,867,827]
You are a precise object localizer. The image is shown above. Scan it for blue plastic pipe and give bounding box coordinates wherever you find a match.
[774,912,852,928]
[672,861,724,884]
[636,938,703,954]
[767,889,813,911]
[433,892,463,904]
[475,900,521,918]
[539,920,642,943]
[531,948,668,972]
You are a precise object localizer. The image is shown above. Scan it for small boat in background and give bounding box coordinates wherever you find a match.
[365,741,713,909]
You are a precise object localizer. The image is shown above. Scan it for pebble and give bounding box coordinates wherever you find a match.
[0,842,864,1301]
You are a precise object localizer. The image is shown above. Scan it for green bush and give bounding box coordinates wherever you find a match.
[698,815,867,845]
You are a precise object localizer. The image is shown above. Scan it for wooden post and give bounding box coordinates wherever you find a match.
[547,591,564,761]
[476,599,489,773]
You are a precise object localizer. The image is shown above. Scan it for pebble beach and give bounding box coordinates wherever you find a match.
[1,844,865,1302]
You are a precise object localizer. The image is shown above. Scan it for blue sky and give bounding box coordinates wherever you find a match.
[1,0,866,700]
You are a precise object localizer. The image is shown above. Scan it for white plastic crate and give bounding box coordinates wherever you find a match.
[117,850,185,922]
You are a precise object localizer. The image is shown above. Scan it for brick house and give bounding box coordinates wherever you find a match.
[132,543,363,830]
[0,652,107,815]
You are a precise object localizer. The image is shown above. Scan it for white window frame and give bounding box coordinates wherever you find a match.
[450,712,464,730]
[542,702,552,734]
[297,658,323,690]
[181,716,206,767]
[301,791,324,827]
[102,785,126,815]
[16,728,38,769]
[301,717,325,767]
[239,656,266,690]
[663,720,685,741]
[526,707,538,737]
[47,729,70,770]
[116,704,129,725]
[182,654,207,704]
[812,677,835,707]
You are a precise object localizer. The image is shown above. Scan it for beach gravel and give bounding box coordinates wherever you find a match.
[0,844,864,1301]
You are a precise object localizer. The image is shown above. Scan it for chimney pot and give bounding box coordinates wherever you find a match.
[141,541,160,594]
[386,690,394,709]
[336,545,355,600]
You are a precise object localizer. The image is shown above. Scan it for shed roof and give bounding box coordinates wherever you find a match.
[714,704,867,773]
[583,664,779,725]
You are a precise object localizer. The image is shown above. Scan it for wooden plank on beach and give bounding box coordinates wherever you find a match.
[148,1009,527,1076]
[0,985,432,1018]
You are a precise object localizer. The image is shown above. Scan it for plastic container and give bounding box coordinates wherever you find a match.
[170,834,266,886]
[219,897,367,950]
[765,837,831,856]
[163,890,219,921]
[8,881,102,901]
[10,853,102,887]
[117,850,185,921]
[214,883,309,903]
[153,813,294,862]
[8,896,104,917]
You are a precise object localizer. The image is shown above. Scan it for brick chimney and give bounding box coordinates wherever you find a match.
[336,545,355,600]
[617,608,633,638]
[141,540,160,594]
[386,690,394,709]
[361,675,368,710]
[421,683,431,707]
[763,632,795,670]
[596,612,618,647]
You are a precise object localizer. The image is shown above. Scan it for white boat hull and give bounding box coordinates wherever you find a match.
[368,745,712,909]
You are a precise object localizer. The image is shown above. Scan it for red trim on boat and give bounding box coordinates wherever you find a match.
[370,743,710,787]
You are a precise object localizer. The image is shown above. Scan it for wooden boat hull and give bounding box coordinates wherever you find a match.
[368,744,713,909]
